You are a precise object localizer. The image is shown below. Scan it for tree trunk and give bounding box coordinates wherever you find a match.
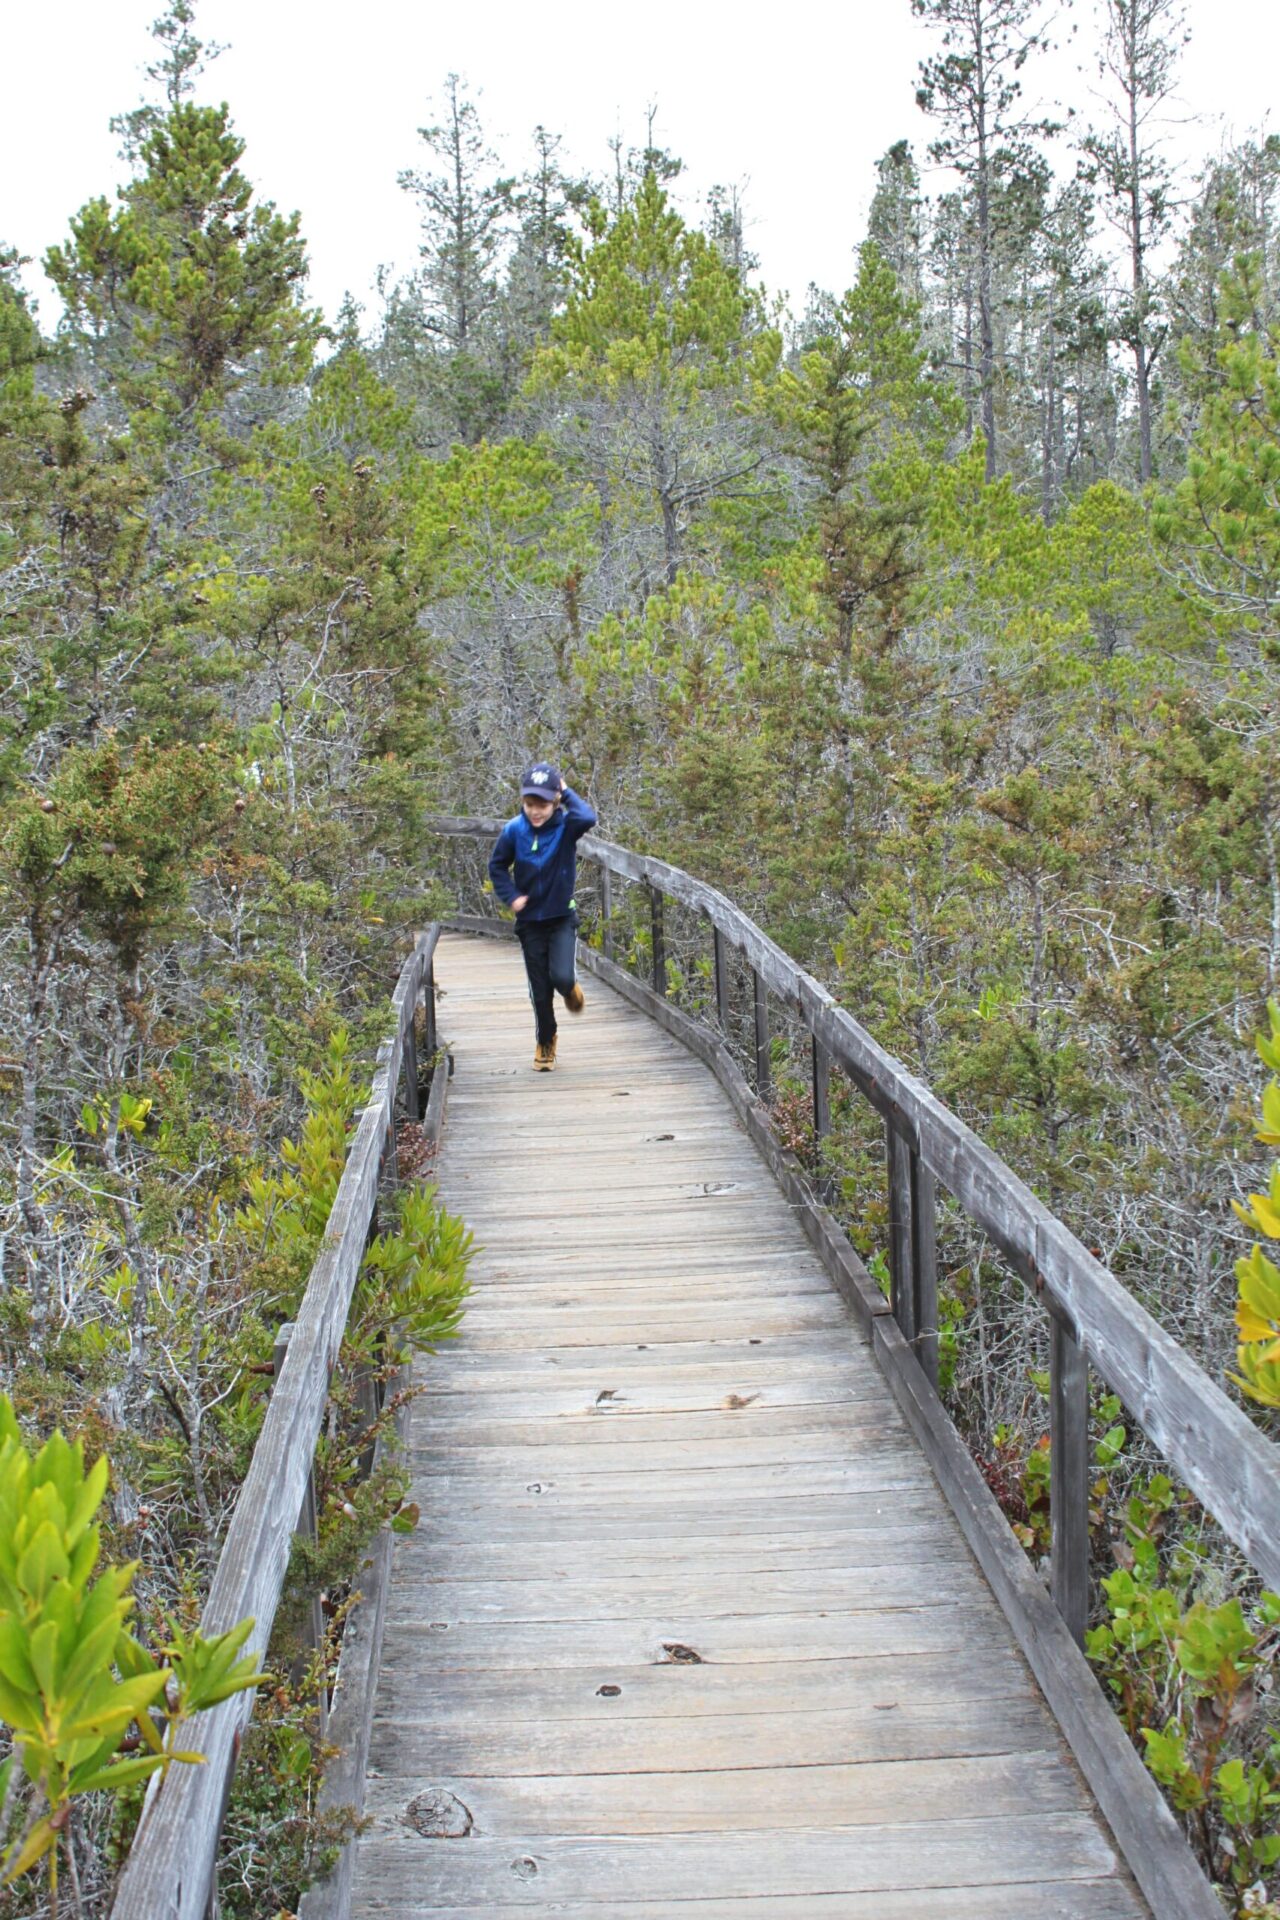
[975,41,998,481]
[16,935,56,1331]
[1128,76,1153,484]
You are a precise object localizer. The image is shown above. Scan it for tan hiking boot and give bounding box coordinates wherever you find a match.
[533,1036,557,1071]
[564,984,585,1014]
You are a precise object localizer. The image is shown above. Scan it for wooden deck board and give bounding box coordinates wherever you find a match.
[349,933,1146,1918]
[359,1749,1087,1833]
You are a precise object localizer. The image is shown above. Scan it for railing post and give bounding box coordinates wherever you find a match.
[886,1126,940,1384]
[753,969,770,1100]
[1050,1310,1091,1647]
[402,1000,419,1127]
[353,1360,380,1481]
[650,885,666,997]
[911,1154,939,1390]
[713,924,729,1030]
[600,862,615,961]
[273,1322,328,1732]
[423,949,437,1066]
[886,1122,915,1344]
[812,1033,831,1196]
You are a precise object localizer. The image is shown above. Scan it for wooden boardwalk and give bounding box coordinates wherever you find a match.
[349,934,1148,1918]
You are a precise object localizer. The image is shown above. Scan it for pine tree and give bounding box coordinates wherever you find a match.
[399,73,513,354]
[1156,254,1280,648]
[914,0,1060,480]
[496,126,589,376]
[868,142,925,305]
[110,0,224,162]
[529,170,779,594]
[46,102,317,435]
[1164,135,1280,458]
[1080,0,1189,483]
[773,242,959,663]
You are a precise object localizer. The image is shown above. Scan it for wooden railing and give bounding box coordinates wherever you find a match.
[433,814,1279,1920]
[110,930,444,1920]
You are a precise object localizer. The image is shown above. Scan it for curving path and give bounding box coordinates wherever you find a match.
[348,933,1147,1918]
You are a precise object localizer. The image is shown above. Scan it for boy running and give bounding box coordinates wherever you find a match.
[488,762,598,1071]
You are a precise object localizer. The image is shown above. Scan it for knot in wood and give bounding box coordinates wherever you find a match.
[405,1787,473,1839]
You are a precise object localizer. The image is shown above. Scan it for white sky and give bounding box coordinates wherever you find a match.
[3,0,1277,331]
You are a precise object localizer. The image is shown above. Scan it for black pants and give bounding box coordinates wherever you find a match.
[516,913,578,1045]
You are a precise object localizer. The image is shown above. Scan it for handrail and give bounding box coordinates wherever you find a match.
[110,928,441,1920]
[431,814,1280,1622]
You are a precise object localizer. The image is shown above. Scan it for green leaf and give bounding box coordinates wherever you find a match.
[69,1752,167,1795]
[3,1814,60,1884]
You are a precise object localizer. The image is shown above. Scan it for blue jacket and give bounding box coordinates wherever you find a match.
[488,787,598,923]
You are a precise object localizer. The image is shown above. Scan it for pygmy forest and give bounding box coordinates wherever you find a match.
[2,0,1279,1911]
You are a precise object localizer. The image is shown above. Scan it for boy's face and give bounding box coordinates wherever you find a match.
[522,792,557,827]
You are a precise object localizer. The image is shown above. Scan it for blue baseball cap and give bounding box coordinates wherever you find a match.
[520,761,562,798]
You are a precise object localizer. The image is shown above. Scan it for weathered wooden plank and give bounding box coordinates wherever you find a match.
[416,1332,883,1374]
[370,1648,1030,1724]
[911,1150,940,1388]
[416,1461,939,1510]
[413,1376,877,1418]
[367,1694,1060,1777]
[353,1888,1143,1920]
[649,883,666,995]
[370,1602,1012,1674]
[381,1562,987,1628]
[378,1523,957,1583]
[407,1429,916,1478]
[350,1815,1125,1904]
[887,1121,916,1345]
[360,1748,1084,1836]
[465,1241,833,1276]
[410,1352,890,1397]
[446,1299,851,1341]
[415,1402,909,1449]
[713,921,729,1028]
[408,1487,955,1545]
[459,1272,837,1307]
[753,965,771,1096]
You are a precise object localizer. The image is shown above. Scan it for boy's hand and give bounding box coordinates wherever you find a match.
[512,895,529,913]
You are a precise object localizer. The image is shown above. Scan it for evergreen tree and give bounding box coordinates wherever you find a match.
[496,126,589,377]
[914,0,1060,479]
[394,74,515,442]
[399,74,511,354]
[1031,183,1115,515]
[1080,0,1189,483]
[529,170,779,594]
[46,103,317,436]
[1164,134,1280,458]
[706,182,759,280]
[773,242,959,663]
[110,0,224,162]
[1157,254,1280,648]
[868,141,925,305]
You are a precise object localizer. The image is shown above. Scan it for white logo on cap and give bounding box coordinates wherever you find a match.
[532,770,548,784]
